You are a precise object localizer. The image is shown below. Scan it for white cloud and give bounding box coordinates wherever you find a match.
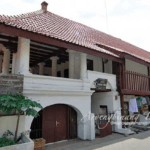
[122,1,130,9]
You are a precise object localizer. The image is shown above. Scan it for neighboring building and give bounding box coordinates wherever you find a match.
[0,1,150,143]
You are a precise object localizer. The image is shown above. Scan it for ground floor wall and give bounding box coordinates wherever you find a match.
[91,91,133,135]
[23,89,95,141]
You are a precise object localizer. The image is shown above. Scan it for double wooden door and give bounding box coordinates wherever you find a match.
[42,104,77,143]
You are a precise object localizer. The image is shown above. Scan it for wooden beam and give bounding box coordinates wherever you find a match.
[0,40,17,52]
[96,43,125,57]
[120,93,125,128]
[0,24,122,63]
[31,48,67,66]
[90,88,111,92]
[148,67,150,91]
[30,43,59,52]
[121,89,150,95]
[0,34,18,41]
[30,50,50,55]
[31,40,60,49]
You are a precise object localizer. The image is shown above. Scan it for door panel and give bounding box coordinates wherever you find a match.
[42,105,56,143]
[69,107,77,139]
[55,105,68,142]
[42,105,77,143]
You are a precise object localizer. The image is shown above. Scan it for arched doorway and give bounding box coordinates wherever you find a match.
[30,104,77,143]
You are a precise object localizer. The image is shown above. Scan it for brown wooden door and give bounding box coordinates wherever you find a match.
[42,105,56,143]
[42,105,68,143]
[55,105,68,142]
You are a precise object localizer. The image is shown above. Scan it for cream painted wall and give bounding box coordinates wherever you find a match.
[0,115,25,138]
[87,54,102,72]
[125,59,148,75]
[104,60,112,74]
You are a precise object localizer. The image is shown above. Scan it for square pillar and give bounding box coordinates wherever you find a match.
[67,50,75,79]
[50,56,59,76]
[0,54,3,73]
[12,53,17,74]
[1,47,10,74]
[80,53,87,80]
[38,62,45,75]
[15,37,31,75]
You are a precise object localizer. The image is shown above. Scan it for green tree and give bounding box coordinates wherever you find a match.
[0,94,43,141]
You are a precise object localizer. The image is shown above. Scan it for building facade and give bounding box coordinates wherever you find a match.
[0,1,150,144]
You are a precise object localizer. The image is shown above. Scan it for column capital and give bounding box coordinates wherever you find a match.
[38,62,46,66]
[18,37,30,42]
[50,56,59,61]
[79,52,87,56]
[66,49,76,53]
[2,46,9,52]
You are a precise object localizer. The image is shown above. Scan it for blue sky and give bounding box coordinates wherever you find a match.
[0,0,150,52]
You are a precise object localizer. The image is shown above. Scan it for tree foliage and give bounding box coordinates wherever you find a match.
[0,93,43,118]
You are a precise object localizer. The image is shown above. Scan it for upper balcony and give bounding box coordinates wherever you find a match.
[121,71,150,95]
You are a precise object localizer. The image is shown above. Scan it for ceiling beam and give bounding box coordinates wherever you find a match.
[0,34,18,41]
[0,24,123,63]
[31,48,67,66]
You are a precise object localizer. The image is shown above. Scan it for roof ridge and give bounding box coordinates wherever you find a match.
[0,9,44,22]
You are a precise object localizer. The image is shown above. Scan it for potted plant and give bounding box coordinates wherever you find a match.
[0,93,43,149]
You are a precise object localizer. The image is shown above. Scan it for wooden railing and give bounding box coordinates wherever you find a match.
[124,71,150,92]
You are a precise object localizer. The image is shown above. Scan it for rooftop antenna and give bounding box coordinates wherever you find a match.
[104,0,109,34]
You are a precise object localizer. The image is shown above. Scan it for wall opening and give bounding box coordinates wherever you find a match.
[30,104,77,143]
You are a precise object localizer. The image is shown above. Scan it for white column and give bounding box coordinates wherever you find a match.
[12,53,17,74]
[80,53,87,80]
[2,47,10,74]
[67,50,75,79]
[50,56,59,76]
[0,54,3,73]
[16,37,31,75]
[38,62,45,75]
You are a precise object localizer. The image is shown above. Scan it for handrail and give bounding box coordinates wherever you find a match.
[124,71,150,91]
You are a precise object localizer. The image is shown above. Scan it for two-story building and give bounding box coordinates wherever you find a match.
[0,1,150,144]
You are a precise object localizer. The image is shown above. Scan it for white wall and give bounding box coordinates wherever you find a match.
[91,92,133,135]
[23,89,95,141]
[91,91,120,115]
[87,70,117,91]
[126,59,148,75]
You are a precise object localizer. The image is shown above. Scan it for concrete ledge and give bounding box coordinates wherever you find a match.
[0,135,34,150]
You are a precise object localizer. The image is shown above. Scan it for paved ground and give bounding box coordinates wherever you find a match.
[45,131,150,150]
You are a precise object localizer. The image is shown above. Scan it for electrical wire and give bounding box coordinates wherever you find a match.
[104,0,109,34]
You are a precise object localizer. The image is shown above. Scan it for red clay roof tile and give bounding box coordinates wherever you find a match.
[0,10,150,62]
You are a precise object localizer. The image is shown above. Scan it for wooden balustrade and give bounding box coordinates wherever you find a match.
[124,71,150,92]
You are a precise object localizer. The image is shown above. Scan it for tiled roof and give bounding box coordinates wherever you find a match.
[0,10,150,63]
